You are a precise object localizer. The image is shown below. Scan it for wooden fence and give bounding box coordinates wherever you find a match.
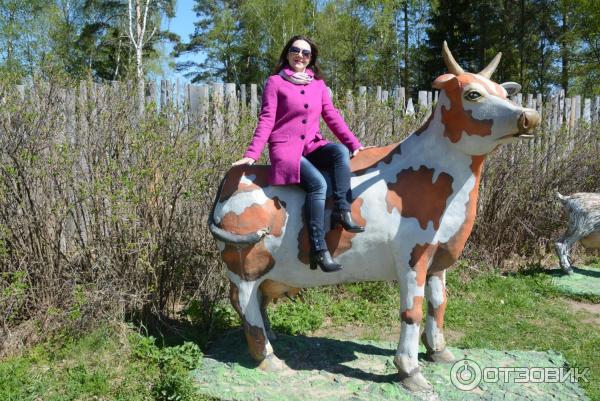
[145,79,600,130]
[139,80,600,172]
[13,79,600,158]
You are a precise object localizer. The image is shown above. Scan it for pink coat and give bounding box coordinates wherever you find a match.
[243,67,363,185]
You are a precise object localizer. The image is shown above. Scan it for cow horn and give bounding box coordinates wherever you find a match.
[442,41,464,76]
[479,52,502,78]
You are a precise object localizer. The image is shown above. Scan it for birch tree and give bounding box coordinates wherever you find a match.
[127,0,156,114]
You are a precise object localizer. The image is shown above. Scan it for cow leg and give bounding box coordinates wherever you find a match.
[259,293,277,341]
[422,271,455,363]
[394,265,432,392]
[229,279,286,371]
[555,225,580,274]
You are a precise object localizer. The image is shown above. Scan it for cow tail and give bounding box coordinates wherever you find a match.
[208,175,270,245]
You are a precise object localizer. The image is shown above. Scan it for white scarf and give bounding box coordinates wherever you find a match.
[279,69,313,85]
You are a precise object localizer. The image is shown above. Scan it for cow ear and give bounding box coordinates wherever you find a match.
[501,82,521,96]
[432,73,456,89]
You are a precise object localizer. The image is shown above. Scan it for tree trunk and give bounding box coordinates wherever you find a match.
[136,0,144,115]
[403,0,409,96]
[560,10,569,96]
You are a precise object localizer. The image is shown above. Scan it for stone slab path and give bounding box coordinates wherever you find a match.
[549,265,600,297]
[193,332,589,401]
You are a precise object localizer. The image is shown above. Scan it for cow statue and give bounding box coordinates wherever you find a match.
[555,192,600,274]
[208,42,540,392]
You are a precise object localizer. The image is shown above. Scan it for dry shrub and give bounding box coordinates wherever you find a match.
[0,78,257,353]
[471,121,600,267]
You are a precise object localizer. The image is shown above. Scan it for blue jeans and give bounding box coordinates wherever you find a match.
[298,143,352,252]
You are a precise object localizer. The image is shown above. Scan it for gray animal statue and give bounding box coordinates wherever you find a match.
[555,192,600,274]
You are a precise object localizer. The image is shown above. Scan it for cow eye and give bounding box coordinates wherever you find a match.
[465,91,482,101]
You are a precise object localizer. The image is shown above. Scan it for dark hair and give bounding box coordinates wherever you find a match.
[273,35,325,80]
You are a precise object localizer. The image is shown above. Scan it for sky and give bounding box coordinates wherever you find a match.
[159,0,199,82]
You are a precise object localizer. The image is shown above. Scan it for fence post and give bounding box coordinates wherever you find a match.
[574,95,581,125]
[358,86,366,138]
[188,84,201,132]
[583,98,591,123]
[198,85,209,144]
[240,84,247,112]
[145,81,157,112]
[345,89,354,110]
[526,94,533,108]
[558,89,565,126]
[225,83,238,134]
[212,83,224,142]
[515,93,523,106]
[418,91,427,111]
[250,84,258,116]
[395,86,405,112]
[160,80,173,110]
[405,97,415,116]
[65,87,76,146]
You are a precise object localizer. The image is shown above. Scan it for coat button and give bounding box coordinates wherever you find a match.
[302,119,307,124]
[300,90,305,94]
[300,135,306,140]
[304,103,308,109]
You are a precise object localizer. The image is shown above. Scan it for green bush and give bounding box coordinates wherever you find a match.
[270,298,325,335]
[130,331,203,401]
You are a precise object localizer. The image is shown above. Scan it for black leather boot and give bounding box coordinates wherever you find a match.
[331,211,365,233]
[310,250,343,273]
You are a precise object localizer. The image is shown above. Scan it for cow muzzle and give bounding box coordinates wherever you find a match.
[516,109,540,137]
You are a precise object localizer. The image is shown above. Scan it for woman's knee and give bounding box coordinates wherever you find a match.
[300,161,327,196]
[329,143,350,162]
[307,174,327,197]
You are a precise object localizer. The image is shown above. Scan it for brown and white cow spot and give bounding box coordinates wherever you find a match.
[350,143,401,175]
[401,295,424,324]
[219,165,270,202]
[440,75,494,143]
[244,322,268,360]
[427,295,447,330]
[428,155,484,274]
[386,166,454,231]
[220,197,286,281]
[409,243,439,286]
[229,281,242,316]
[297,198,366,264]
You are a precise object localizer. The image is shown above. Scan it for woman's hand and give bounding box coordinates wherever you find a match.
[352,146,375,157]
[232,157,256,166]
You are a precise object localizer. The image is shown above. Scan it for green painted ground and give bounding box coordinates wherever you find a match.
[193,332,589,401]
[550,265,600,297]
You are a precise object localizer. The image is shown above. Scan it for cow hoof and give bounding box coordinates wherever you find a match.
[562,267,574,275]
[427,348,456,363]
[258,354,287,372]
[400,372,433,393]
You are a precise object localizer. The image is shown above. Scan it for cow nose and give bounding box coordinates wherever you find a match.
[518,109,540,132]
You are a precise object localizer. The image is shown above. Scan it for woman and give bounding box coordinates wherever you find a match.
[232,35,366,273]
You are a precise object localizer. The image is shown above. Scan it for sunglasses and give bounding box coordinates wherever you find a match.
[288,46,311,58]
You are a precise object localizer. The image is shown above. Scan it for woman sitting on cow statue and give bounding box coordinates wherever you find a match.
[232,35,367,273]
